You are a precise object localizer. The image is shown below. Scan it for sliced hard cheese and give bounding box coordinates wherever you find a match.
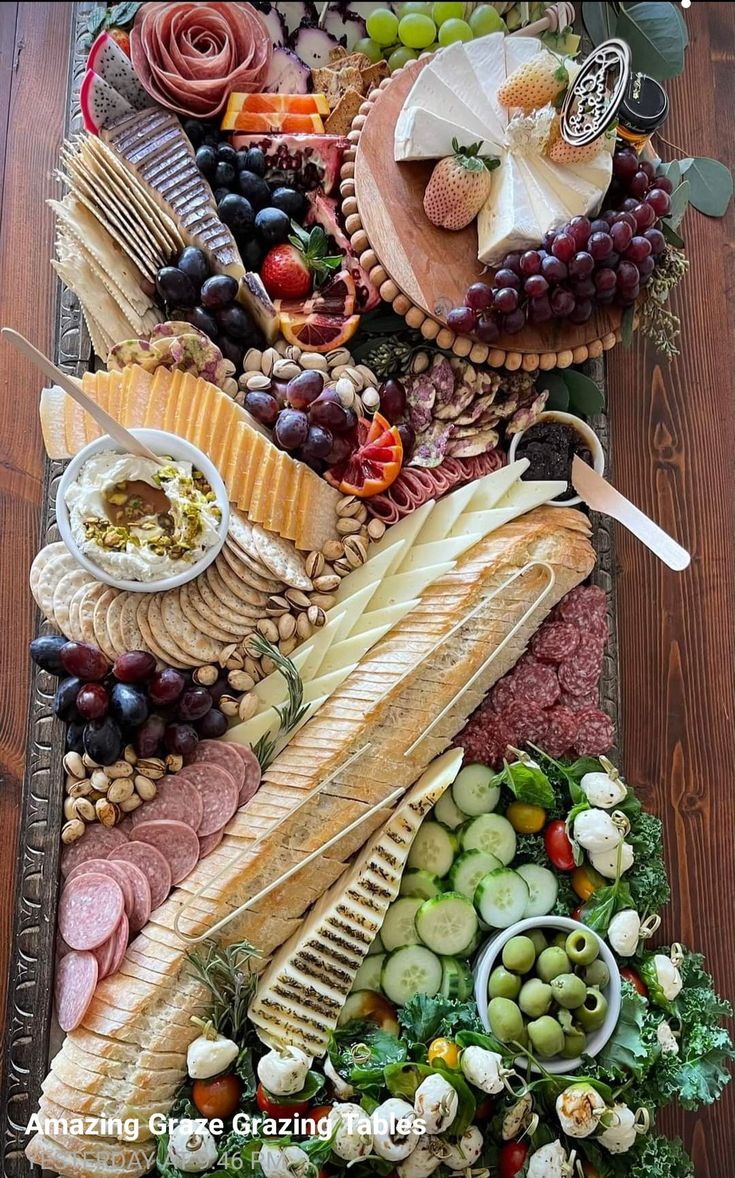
[369,563,456,610]
[248,749,464,1054]
[351,600,421,637]
[398,534,485,574]
[466,460,529,512]
[362,501,435,571]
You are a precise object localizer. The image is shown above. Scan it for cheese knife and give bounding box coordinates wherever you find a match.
[571,455,690,571]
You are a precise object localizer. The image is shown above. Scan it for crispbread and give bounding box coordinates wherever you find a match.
[179,579,238,642]
[159,591,223,663]
[92,587,120,662]
[52,567,94,636]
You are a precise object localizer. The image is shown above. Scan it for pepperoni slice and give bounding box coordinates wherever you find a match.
[225,742,262,806]
[131,775,203,832]
[66,858,135,921]
[511,660,561,709]
[544,707,580,757]
[108,841,172,911]
[191,739,246,796]
[131,819,201,885]
[60,825,128,878]
[531,621,581,665]
[58,873,125,951]
[55,951,98,1032]
[573,709,615,756]
[177,763,239,837]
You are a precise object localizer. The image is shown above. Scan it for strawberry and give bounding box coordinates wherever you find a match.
[546,114,604,164]
[423,139,499,232]
[497,51,569,114]
[260,223,342,300]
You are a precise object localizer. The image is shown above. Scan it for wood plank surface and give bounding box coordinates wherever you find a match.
[0,4,733,1175]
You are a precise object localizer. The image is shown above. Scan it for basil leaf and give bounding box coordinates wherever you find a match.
[504,761,555,809]
[562,370,605,416]
[383,1061,432,1101]
[261,1070,324,1104]
[433,1062,477,1138]
[679,157,734,217]
[615,2,685,80]
[581,1,616,45]
[666,179,690,230]
[582,880,634,934]
[537,370,569,412]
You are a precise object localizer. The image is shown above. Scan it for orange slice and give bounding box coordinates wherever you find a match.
[279,311,360,353]
[220,111,325,133]
[325,412,403,499]
[226,92,330,116]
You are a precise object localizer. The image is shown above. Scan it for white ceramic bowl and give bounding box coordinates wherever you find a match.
[473,915,621,1074]
[56,429,229,594]
[507,410,605,507]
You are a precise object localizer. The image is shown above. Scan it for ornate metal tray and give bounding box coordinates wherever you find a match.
[0,7,620,1175]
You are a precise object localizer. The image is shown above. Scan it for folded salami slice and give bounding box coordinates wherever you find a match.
[177,763,239,837]
[108,841,172,911]
[93,912,129,980]
[58,873,125,951]
[131,819,201,885]
[66,858,135,921]
[131,775,203,833]
[60,825,128,878]
[224,742,262,806]
[54,951,98,1032]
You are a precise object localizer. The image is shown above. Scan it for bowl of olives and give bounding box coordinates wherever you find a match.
[473,917,621,1074]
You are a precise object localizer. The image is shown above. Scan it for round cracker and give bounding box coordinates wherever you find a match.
[52,569,95,638]
[119,593,150,653]
[30,542,67,602]
[35,550,80,618]
[221,541,284,593]
[67,593,84,643]
[136,595,190,668]
[179,580,244,642]
[146,594,200,667]
[105,592,128,657]
[251,524,312,590]
[159,592,223,663]
[215,555,269,606]
[93,588,121,662]
[78,583,109,644]
[201,567,261,625]
[228,508,255,553]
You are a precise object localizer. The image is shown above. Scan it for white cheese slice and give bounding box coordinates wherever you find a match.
[351,600,421,637]
[503,33,549,77]
[334,539,407,605]
[528,153,612,219]
[370,562,456,610]
[427,41,505,149]
[400,534,485,573]
[465,459,529,511]
[494,478,568,508]
[395,107,493,162]
[319,625,398,678]
[463,32,510,138]
[367,500,435,565]
[399,72,494,144]
[477,152,551,265]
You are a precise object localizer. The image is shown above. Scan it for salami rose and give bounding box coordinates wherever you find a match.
[131,3,272,118]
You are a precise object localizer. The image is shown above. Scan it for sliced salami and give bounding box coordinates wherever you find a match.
[531,621,581,665]
[55,950,98,1032]
[131,775,203,833]
[93,912,129,980]
[191,739,246,796]
[558,585,609,638]
[108,842,172,911]
[66,858,135,921]
[490,678,516,714]
[560,690,599,713]
[177,763,239,837]
[123,861,152,934]
[558,641,603,697]
[198,829,224,858]
[225,742,262,805]
[511,660,561,709]
[131,819,201,885]
[456,709,512,768]
[501,701,549,748]
[60,825,128,878]
[543,707,580,757]
[58,873,125,951]
[573,709,615,756]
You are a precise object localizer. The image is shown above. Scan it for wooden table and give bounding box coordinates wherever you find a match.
[0,3,732,1171]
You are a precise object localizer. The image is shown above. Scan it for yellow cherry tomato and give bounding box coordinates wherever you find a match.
[571,864,605,902]
[427,1038,461,1069]
[506,802,546,834]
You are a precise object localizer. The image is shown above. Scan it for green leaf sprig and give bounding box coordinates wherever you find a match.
[186,939,258,1043]
[249,636,309,771]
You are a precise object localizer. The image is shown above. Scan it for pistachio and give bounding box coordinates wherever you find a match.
[225,648,245,671]
[327,347,352,369]
[68,778,93,799]
[361,387,380,413]
[300,352,329,372]
[219,642,239,667]
[75,797,98,823]
[313,573,341,593]
[223,377,238,399]
[273,337,290,356]
[256,618,279,644]
[64,796,79,822]
[106,760,134,779]
[309,593,336,610]
[124,743,138,765]
[119,794,143,814]
[411,350,430,375]
[336,495,360,518]
[279,636,297,657]
[266,594,290,616]
[296,613,313,640]
[260,347,280,375]
[367,517,386,541]
[277,613,297,641]
[343,365,364,389]
[307,605,326,627]
[244,656,263,681]
[194,664,219,686]
[65,772,86,794]
[96,799,119,828]
[246,372,272,391]
[134,775,158,801]
[305,551,325,580]
[356,364,379,386]
[336,517,362,536]
[62,819,85,845]
[90,769,111,793]
[82,753,100,770]
[283,344,302,362]
[225,669,252,693]
[261,656,276,676]
[285,587,311,610]
[244,348,263,373]
[322,539,344,562]
[335,379,357,408]
[63,751,85,779]
[333,558,353,577]
[108,778,135,805]
[135,757,166,781]
[343,536,368,566]
[219,694,240,717]
[272,359,301,380]
[88,790,106,803]
[238,693,258,722]
[166,753,184,773]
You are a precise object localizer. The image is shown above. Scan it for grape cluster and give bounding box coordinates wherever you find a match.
[31,636,230,766]
[447,149,672,343]
[361,3,505,71]
[244,369,359,471]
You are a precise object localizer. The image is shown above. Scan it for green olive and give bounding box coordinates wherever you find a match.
[551,931,569,950]
[489,965,522,1000]
[527,1015,565,1059]
[536,945,571,982]
[502,935,536,974]
[550,972,587,1010]
[527,929,547,956]
[585,959,610,989]
[561,1026,588,1058]
[518,977,552,1018]
[566,928,600,966]
[576,987,609,1031]
[488,997,524,1044]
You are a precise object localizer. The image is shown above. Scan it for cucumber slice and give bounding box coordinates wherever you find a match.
[415,891,478,956]
[455,926,483,958]
[407,820,458,877]
[434,789,469,830]
[516,863,559,918]
[452,763,501,816]
[381,946,443,1006]
[460,813,517,865]
[352,953,386,993]
[367,932,385,957]
[440,956,474,1000]
[474,869,529,929]
[449,849,503,900]
[400,869,446,900]
[381,896,422,951]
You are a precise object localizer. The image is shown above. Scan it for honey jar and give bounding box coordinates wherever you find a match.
[617,71,669,153]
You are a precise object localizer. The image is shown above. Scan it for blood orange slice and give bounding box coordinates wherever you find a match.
[325,412,403,498]
[276,270,357,318]
[279,311,360,352]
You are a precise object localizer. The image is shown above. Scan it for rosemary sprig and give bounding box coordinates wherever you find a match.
[186,939,258,1044]
[249,635,310,771]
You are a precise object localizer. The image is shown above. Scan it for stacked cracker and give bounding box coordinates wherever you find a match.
[313,47,390,136]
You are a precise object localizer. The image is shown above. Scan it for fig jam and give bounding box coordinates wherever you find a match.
[515,421,592,501]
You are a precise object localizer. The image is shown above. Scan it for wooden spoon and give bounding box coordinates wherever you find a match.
[1,328,163,465]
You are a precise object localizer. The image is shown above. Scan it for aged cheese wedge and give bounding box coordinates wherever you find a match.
[248,749,464,1053]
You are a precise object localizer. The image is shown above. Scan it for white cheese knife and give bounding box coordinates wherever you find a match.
[571,455,690,571]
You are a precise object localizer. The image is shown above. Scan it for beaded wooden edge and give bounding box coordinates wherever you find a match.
[339,58,624,373]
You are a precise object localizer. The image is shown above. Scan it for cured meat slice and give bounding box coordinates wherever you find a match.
[131,819,201,885]
[60,825,128,878]
[131,776,203,832]
[58,873,125,951]
[93,913,129,980]
[511,659,560,708]
[543,706,580,757]
[531,621,580,665]
[177,763,239,837]
[573,709,614,756]
[191,739,246,795]
[502,701,549,747]
[54,951,98,1032]
[558,637,603,697]
[455,708,512,767]
[558,584,609,638]
[225,742,262,805]
[559,690,599,713]
[66,858,135,921]
[123,861,152,934]
[198,829,224,858]
[490,678,516,715]
[108,841,172,911]
[367,452,504,523]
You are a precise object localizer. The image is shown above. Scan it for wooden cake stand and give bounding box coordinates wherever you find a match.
[340,56,624,372]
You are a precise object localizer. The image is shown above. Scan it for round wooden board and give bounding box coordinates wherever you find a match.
[344,56,623,371]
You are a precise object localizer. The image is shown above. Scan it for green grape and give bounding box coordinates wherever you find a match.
[469,4,506,36]
[388,44,418,70]
[353,36,384,64]
[438,17,473,44]
[432,1,465,22]
[398,1,433,15]
[366,7,400,45]
[398,12,437,48]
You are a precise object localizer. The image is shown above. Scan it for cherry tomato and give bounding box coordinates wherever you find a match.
[544,819,575,870]
[256,1083,310,1118]
[498,1140,529,1178]
[473,1096,495,1121]
[572,863,605,901]
[427,1037,461,1068]
[583,1165,602,1178]
[620,966,648,997]
[192,1074,243,1118]
[571,905,584,922]
[304,1104,334,1132]
[506,802,546,834]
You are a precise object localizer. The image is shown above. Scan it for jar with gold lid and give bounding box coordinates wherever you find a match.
[617,71,669,153]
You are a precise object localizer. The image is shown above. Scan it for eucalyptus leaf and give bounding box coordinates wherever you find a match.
[621,305,636,347]
[673,0,690,47]
[661,220,685,248]
[581,0,616,45]
[615,2,685,80]
[666,179,690,230]
[562,370,605,415]
[658,159,681,188]
[679,157,733,217]
[537,370,569,412]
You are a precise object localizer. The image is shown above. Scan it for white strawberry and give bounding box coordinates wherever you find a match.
[546,114,604,164]
[497,51,569,114]
[423,140,499,232]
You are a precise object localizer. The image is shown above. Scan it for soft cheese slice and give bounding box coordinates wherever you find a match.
[527,153,612,219]
[463,32,511,138]
[394,107,493,162]
[477,152,551,264]
[398,72,494,144]
[503,31,549,76]
[427,40,505,148]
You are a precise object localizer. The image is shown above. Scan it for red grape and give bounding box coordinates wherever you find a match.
[113,650,156,684]
[569,216,592,247]
[654,174,674,194]
[629,170,650,199]
[613,150,638,182]
[501,252,522,274]
[528,295,552,323]
[379,379,407,420]
[569,251,594,280]
[614,209,638,229]
[177,687,213,722]
[594,268,617,294]
[301,424,333,461]
[572,278,596,299]
[275,407,309,449]
[397,422,416,457]
[244,391,279,426]
[309,390,351,432]
[501,309,526,334]
[646,187,671,217]
[550,288,575,318]
[326,434,353,465]
[626,235,653,263]
[640,159,655,179]
[519,250,542,276]
[149,667,187,706]
[621,197,639,213]
[633,201,657,230]
[541,255,567,283]
[76,683,109,720]
[638,255,656,281]
[465,282,494,310]
[60,642,110,682]
[494,287,519,313]
[568,299,593,324]
[611,221,633,252]
[589,219,609,235]
[551,233,575,263]
[524,274,549,298]
[494,268,521,291]
[588,231,613,261]
[197,709,227,738]
[475,316,499,344]
[617,261,640,290]
[644,227,666,255]
[447,306,478,333]
[286,370,324,410]
[164,723,199,756]
[135,714,166,758]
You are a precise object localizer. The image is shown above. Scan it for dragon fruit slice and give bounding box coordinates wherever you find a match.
[273,1,318,36]
[231,133,347,194]
[321,4,367,51]
[264,47,311,94]
[252,2,286,47]
[80,71,134,135]
[306,191,380,312]
[87,32,152,111]
[289,24,342,68]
